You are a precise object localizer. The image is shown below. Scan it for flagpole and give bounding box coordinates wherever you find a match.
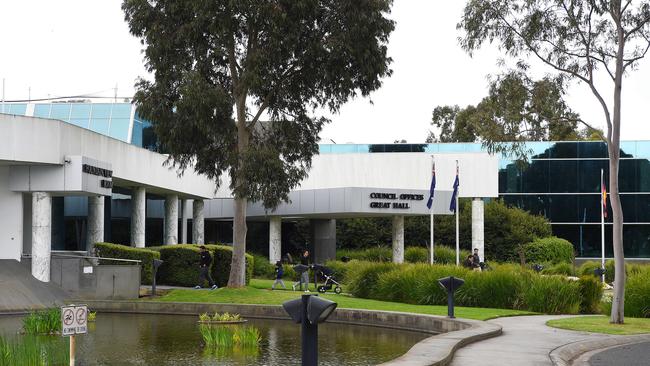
[601,168,605,283]
[428,156,436,265]
[455,160,460,266]
[430,209,434,265]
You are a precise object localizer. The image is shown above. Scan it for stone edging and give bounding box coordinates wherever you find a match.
[79,300,502,366]
[550,334,650,366]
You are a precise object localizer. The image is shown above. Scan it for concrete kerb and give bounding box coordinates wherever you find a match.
[550,334,650,366]
[78,300,502,366]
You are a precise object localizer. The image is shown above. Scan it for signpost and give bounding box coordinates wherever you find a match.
[61,304,87,366]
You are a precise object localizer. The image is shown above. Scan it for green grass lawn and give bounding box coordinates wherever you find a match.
[547,316,650,335]
[150,278,535,321]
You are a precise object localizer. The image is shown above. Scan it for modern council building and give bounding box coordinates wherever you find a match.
[0,99,648,287]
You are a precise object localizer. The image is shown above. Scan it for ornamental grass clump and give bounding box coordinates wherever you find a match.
[346,261,399,299]
[541,262,575,277]
[578,275,604,314]
[0,335,68,366]
[521,275,581,314]
[22,308,61,335]
[199,325,261,350]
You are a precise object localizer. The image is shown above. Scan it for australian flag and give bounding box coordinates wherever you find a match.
[449,165,459,213]
[426,162,436,209]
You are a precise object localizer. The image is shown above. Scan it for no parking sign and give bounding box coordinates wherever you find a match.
[61,305,87,336]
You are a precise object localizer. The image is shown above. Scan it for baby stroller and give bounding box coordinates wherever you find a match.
[316,266,342,294]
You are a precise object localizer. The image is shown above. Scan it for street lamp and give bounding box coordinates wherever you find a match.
[438,276,464,318]
[283,294,337,366]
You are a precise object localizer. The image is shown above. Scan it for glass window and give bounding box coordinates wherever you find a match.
[578,160,608,192]
[90,118,110,135]
[549,142,578,158]
[131,120,143,147]
[69,118,90,129]
[49,104,71,120]
[33,104,51,118]
[109,118,130,141]
[2,103,27,115]
[635,141,650,159]
[577,194,604,223]
[620,141,637,158]
[70,104,91,119]
[548,160,578,192]
[91,104,112,118]
[638,159,650,192]
[577,141,608,158]
[318,144,332,154]
[110,104,132,119]
[521,160,550,193]
[619,159,639,192]
[527,141,553,158]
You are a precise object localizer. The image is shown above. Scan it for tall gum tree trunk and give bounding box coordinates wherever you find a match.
[228,97,249,288]
[610,18,626,324]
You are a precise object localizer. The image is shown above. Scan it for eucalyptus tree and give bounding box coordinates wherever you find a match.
[122,0,394,286]
[458,0,650,323]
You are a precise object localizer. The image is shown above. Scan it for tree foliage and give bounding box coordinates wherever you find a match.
[427,70,601,155]
[458,0,650,323]
[123,0,395,286]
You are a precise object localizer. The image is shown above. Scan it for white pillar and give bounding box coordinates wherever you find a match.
[131,187,146,248]
[392,215,404,264]
[32,192,51,282]
[193,200,205,244]
[164,194,178,245]
[472,198,485,262]
[87,195,104,252]
[181,199,189,244]
[269,216,282,264]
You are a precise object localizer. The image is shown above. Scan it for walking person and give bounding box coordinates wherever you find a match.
[195,246,218,290]
[271,261,286,290]
[292,249,311,291]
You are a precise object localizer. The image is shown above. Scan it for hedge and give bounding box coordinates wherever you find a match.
[523,237,574,264]
[348,262,591,315]
[94,243,160,285]
[155,244,253,287]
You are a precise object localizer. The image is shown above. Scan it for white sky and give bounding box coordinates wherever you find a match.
[1,1,648,143]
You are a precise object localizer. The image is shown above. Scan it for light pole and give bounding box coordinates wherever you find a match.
[438,276,464,318]
[283,294,337,366]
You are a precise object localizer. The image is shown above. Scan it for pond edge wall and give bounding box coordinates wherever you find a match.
[78,300,502,366]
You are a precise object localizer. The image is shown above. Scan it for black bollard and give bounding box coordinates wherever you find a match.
[283,294,337,366]
[438,276,465,318]
[152,259,164,296]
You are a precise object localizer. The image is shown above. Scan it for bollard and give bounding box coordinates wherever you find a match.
[438,276,465,318]
[283,294,337,366]
[152,259,164,296]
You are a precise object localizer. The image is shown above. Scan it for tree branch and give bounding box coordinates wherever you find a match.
[247,64,301,129]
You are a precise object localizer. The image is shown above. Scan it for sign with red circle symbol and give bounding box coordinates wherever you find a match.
[61,305,88,336]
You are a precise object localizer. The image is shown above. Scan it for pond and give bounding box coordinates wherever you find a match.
[0,313,429,365]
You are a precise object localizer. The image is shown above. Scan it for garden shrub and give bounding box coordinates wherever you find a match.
[252,254,275,279]
[624,270,650,318]
[458,267,525,309]
[578,261,601,278]
[523,237,574,264]
[432,245,471,265]
[336,247,392,262]
[521,275,581,314]
[95,243,160,285]
[323,260,352,283]
[346,261,399,298]
[578,275,603,314]
[404,247,429,263]
[541,262,575,276]
[156,244,253,287]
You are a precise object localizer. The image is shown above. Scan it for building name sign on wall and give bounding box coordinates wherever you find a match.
[82,164,113,189]
[369,192,424,209]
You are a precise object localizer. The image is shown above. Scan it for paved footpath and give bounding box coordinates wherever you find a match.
[450,315,610,366]
[587,341,650,366]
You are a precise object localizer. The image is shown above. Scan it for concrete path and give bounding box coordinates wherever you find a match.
[587,341,650,366]
[449,315,609,366]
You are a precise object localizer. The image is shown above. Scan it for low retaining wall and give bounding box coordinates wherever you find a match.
[81,300,501,366]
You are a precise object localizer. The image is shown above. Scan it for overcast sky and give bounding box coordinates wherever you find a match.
[1,1,648,143]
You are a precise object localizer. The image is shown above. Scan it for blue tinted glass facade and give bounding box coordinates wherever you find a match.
[320,141,650,258]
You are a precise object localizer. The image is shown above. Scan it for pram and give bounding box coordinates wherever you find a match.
[315,266,343,294]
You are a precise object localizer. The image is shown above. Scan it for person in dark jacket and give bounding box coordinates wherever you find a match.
[472,248,482,271]
[195,246,218,290]
[271,261,286,290]
[463,255,474,269]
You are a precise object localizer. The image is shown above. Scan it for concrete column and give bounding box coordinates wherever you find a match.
[87,195,104,253]
[392,215,404,264]
[472,198,485,262]
[32,192,51,282]
[181,199,189,244]
[309,219,336,264]
[164,194,178,245]
[130,187,146,248]
[192,200,205,244]
[269,216,282,264]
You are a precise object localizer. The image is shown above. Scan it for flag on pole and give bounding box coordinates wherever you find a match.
[601,174,607,218]
[426,161,436,209]
[449,164,459,212]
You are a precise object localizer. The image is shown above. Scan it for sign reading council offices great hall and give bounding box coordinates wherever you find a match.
[369,192,424,209]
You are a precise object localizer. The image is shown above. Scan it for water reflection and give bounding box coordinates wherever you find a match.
[0,313,427,366]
